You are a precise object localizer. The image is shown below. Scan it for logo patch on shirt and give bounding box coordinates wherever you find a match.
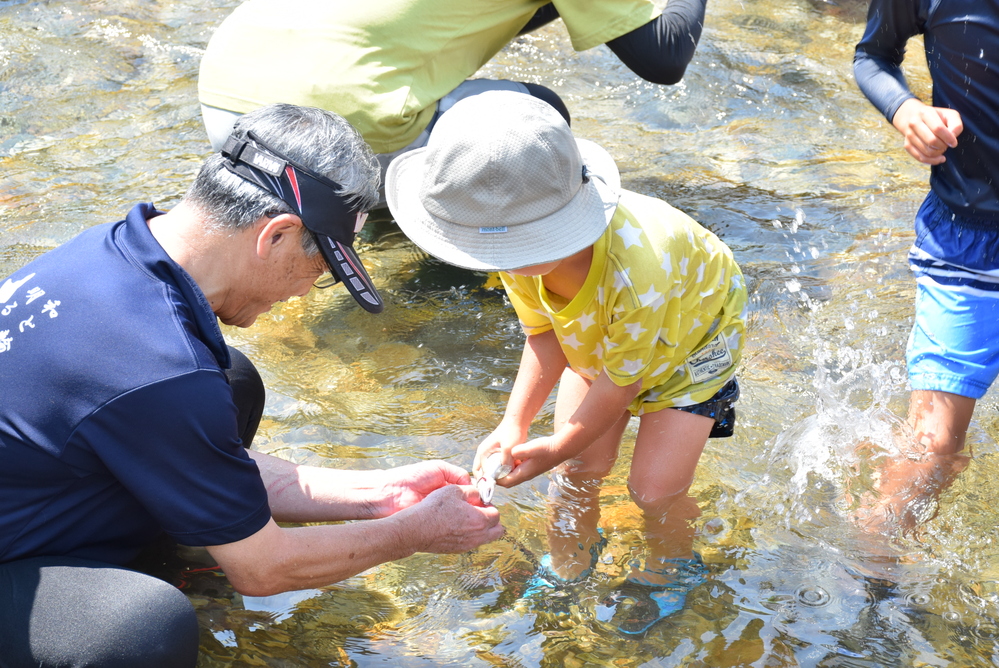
[685,333,733,384]
[479,226,508,234]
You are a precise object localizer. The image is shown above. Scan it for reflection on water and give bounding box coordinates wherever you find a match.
[4,0,999,665]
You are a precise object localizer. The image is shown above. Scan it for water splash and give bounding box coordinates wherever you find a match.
[740,343,908,533]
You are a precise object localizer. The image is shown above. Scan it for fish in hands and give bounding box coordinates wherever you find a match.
[475,453,512,505]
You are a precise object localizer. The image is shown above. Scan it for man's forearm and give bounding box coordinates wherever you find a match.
[208,516,415,596]
[249,450,385,522]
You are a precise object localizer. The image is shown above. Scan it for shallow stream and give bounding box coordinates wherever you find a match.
[3,0,999,665]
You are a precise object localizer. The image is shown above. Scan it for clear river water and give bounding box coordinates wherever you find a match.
[2,0,999,665]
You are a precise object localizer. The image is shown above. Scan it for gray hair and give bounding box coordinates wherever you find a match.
[183,104,381,255]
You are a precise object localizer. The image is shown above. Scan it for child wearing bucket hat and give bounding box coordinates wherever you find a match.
[386,91,747,634]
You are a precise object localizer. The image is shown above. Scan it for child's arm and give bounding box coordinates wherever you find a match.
[473,330,566,474]
[852,0,963,164]
[499,370,643,486]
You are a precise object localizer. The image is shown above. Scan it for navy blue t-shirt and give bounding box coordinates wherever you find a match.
[854,0,999,223]
[0,203,271,565]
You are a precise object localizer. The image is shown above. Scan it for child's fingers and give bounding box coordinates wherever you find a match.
[495,458,546,487]
[935,107,964,143]
[905,136,947,165]
[498,437,561,486]
[909,116,949,153]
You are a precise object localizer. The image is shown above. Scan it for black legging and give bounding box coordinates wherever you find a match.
[0,346,265,668]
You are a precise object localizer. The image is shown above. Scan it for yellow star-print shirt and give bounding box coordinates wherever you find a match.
[501,190,747,416]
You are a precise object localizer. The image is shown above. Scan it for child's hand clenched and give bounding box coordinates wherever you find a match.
[501,436,565,485]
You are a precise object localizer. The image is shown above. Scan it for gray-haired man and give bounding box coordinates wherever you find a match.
[0,103,503,668]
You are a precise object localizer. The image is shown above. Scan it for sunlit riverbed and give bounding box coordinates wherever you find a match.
[2,0,998,665]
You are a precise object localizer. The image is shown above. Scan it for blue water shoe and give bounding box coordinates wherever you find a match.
[597,554,708,635]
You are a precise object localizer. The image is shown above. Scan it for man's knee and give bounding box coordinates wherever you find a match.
[521,82,571,126]
[226,345,265,447]
[2,558,200,668]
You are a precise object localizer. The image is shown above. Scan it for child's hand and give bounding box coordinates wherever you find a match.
[500,436,565,486]
[892,98,963,165]
[472,422,525,479]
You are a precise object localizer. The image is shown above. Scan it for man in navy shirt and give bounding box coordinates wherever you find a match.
[853,0,999,532]
[0,103,503,667]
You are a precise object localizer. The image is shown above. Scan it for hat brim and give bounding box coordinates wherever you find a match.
[315,234,384,313]
[386,138,621,272]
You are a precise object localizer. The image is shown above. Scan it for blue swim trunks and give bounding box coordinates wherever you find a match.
[907,190,999,399]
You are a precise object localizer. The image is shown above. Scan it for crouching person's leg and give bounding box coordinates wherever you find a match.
[0,556,199,668]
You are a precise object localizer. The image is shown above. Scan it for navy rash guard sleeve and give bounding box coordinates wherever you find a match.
[853,0,926,122]
[606,0,707,85]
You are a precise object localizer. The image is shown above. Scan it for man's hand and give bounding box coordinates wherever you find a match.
[369,460,473,517]
[397,484,504,553]
[208,483,503,596]
[892,98,963,165]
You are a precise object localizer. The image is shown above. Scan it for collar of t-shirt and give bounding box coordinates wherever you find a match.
[118,202,231,370]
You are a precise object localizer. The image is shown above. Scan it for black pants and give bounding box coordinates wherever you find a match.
[0,346,265,668]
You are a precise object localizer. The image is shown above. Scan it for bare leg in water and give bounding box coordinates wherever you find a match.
[858,389,972,535]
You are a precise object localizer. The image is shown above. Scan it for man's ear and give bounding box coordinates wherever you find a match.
[255,213,304,260]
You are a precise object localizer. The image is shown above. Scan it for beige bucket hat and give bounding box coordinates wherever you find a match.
[386,90,621,272]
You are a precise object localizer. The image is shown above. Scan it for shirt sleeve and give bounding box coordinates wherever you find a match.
[605,0,707,85]
[853,0,927,122]
[500,272,554,336]
[76,370,272,547]
[553,0,661,52]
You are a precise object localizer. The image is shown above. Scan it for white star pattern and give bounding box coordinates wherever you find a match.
[671,393,696,407]
[650,363,671,377]
[576,311,596,331]
[624,322,647,341]
[638,286,665,310]
[621,358,646,375]
[578,366,600,378]
[597,287,605,305]
[660,252,672,272]
[688,317,703,334]
[659,328,675,347]
[699,287,715,298]
[561,332,584,349]
[697,263,705,282]
[725,329,743,351]
[616,222,644,249]
[731,273,744,291]
[613,269,633,290]
[678,256,690,275]
[594,342,604,359]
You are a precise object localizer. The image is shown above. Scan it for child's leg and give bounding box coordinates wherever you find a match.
[546,367,630,581]
[627,408,714,585]
[858,389,973,534]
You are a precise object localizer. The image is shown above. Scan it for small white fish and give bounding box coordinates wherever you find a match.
[475,452,512,505]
